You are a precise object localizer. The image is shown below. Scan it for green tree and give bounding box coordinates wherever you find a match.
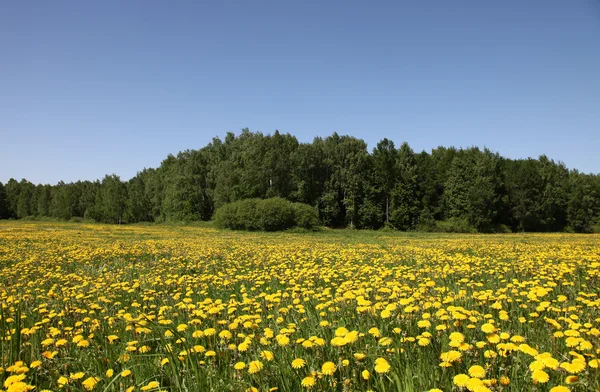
[415,151,440,225]
[390,143,420,230]
[49,182,74,220]
[1,130,596,232]
[567,171,600,233]
[127,170,153,222]
[93,175,128,224]
[4,178,20,219]
[372,138,397,224]
[442,148,506,231]
[470,149,507,231]
[429,147,457,220]
[290,140,327,206]
[36,184,52,217]
[264,130,299,198]
[16,179,35,218]
[144,167,164,221]
[357,184,384,229]
[78,181,99,219]
[537,155,569,231]
[161,150,213,222]
[506,159,541,231]
[318,133,370,228]
[0,182,8,219]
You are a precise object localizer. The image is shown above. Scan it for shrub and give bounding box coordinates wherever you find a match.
[214,198,320,231]
[214,199,258,230]
[378,224,396,232]
[592,219,600,234]
[496,224,512,233]
[434,217,476,233]
[234,199,261,230]
[256,198,295,231]
[291,203,320,230]
[415,209,436,232]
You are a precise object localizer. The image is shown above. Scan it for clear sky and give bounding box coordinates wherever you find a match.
[1,0,599,184]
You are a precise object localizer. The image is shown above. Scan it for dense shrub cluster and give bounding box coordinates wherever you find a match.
[214,198,320,231]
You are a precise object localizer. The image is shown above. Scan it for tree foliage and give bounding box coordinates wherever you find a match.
[0,182,8,219]
[3,129,599,232]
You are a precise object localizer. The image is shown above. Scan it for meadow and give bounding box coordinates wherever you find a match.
[0,222,599,392]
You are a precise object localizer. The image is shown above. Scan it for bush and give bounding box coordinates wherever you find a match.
[592,219,600,234]
[434,217,476,233]
[256,198,295,231]
[233,199,261,230]
[414,209,436,232]
[378,224,396,232]
[214,199,259,230]
[291,203,320,230]
[496,224,512,233]
[214,198,320,231]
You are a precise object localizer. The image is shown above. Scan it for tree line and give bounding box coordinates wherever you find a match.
[1,129,599,232]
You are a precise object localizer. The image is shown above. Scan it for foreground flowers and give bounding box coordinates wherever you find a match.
[1,221,599,391]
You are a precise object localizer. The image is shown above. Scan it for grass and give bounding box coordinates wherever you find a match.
[0,220,599,392]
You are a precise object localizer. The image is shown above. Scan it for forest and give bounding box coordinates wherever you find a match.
[1,129,599,232]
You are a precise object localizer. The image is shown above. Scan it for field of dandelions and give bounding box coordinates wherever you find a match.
[1,221,599,392]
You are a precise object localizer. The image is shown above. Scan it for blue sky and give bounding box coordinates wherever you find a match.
[1,0,599,184]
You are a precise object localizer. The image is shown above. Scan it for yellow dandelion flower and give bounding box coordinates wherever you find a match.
[368,327,381,338]
[321,361,337,375]
[549,387,570,392]
[453,374,470,387]
[82,377,100,391]
[449,332,464,343]
[77,339,90,348]
[379,337,393,346]
[140,381,160,391]
[107,335,118,343]
[468,365,485,378]
[55,339,68,347]
[418,337,431,346]
[261,351,274,361]
[292,358,306,369]
[248,360,263,374]
[301,376,315,388]
[29,361,42,369]
[57,376,69,387]
[374,358,391,374]
[565,376,578,384]
[531,369,549,384]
